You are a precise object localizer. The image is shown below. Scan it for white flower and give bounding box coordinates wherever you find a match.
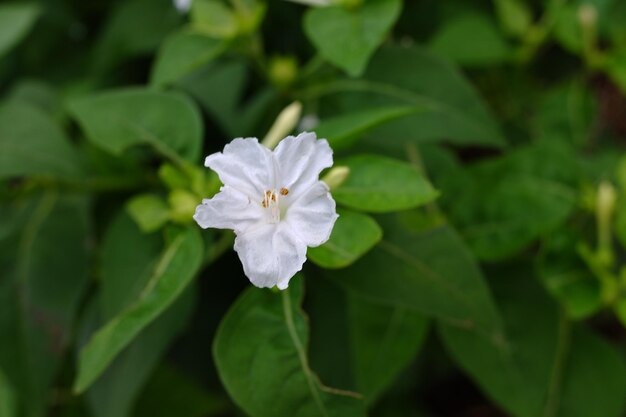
[173,0,192,13]
[194,132,338,289]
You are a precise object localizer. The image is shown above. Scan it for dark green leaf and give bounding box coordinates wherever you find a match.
[308,209,382,269]
[314,45,505,148]
[304,0,402,76]
[333,155,438,212]
[214,278,367,417]
[0,194,90,417]
[440,266,626,417]
[327,217,503,339]
[348,294,428,403]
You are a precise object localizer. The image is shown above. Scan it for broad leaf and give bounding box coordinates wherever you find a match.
[314,45,505,147]
[69,89,203,162]
[309,209,382,269]
[348,294,428,403]
[333,155,438,212]
[428,13,511,67]
[327,216,503,339]
[0,3,39,59]
[304,0,402,76]
[74,226,203,393]
[150,31,225,87]
[0,102,82,179]
[440,266,626,417]
[214,278,367,417]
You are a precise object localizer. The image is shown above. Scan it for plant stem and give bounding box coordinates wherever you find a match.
[543,310,572,417]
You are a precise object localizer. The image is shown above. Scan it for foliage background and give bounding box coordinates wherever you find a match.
[1,0,626,416]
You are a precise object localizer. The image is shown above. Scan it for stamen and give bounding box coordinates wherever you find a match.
[261,189,281,223]
[280,187,289,196]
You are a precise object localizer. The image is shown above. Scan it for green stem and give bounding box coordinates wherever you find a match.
[281,288,329,417]
[543,310,572,417]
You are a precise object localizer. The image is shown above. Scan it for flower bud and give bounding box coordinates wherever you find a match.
[262,101,302,149]
[322,166,350,190]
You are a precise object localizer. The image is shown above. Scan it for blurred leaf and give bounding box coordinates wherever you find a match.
[442,142,579,261]
[0,3,39,60]
[179,59,277,137]
[332,155,438,212]
[214,278,367,417]
[327,217,504,338]
[0,368,17,417]
[93,0,181,72]
[429,13,511,67]
[317,45,505,147]
[150,31,225,87]
[126,194,171,233]
[534,80,596,147]
[134,365,230,417]
[190,0,238,38]
[537,229,602,319]
[69,88,203,162]
[348,294,428,403]
[309,209,382,269]
[494,0,532,37]
[304,0,402,76]
[0,194,90,417]
[74,226,203,393]
[316,106,425,152]
[0,102,82,179]
[440,266,626,417]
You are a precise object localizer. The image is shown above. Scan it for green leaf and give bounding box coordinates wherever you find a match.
[178,59,277,137]
[440,266,626,417]
[315,45,505,147]
[0,194,90,417]
[126,194,171,233]
[214,278,367,417]
[309,209,382,268]
[0,3,39,59]
[348,294,428,403]
[74,226,203,393]
[441,142,578,261]
[494,0,532,37]
[316,106,424,152]
[327,217,503,339]
[69,88,203,163]
[304,0,402,76]
[190,0,238,38]
[0,368,17,417]
[332,155,438,213]
[83,212,196,417]
[0,102,82,179]
[429,13,511,67]
[150,31,225,87]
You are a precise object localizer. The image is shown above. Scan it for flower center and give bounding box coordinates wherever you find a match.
[262,188,289,223]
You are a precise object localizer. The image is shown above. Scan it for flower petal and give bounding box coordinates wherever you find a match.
[205,138,275,199]
[193,186,264,234]
[285,181,338,247]
[234,223,306,289]
[273,132,333,198]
